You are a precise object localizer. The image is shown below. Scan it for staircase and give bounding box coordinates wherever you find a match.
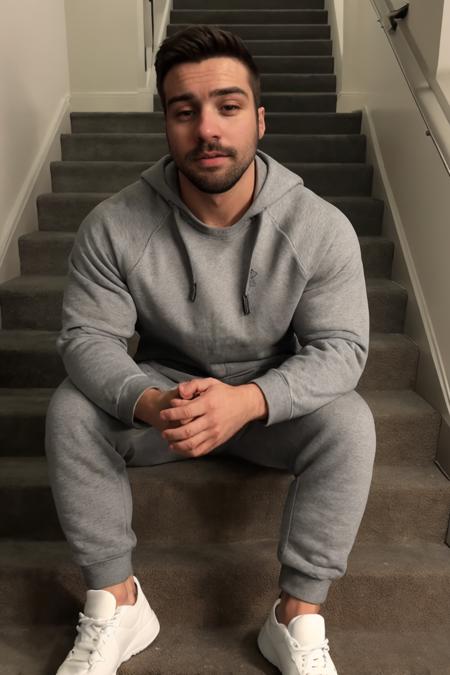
[1,0,450,672]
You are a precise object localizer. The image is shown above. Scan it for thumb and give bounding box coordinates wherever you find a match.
[179,378,210,399]
[178,381,194,399]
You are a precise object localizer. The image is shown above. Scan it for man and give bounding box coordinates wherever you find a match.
[46,25,376,675]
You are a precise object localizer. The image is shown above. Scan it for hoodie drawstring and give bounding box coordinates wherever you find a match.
[172,207,262,315]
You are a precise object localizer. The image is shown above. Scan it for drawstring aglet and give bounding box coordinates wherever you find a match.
[242,293,250,315]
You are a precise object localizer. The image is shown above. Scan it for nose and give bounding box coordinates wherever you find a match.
[195,105,221,143]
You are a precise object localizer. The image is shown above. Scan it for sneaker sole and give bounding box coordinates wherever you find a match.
[119,609,160,669]
[257,621,282,671]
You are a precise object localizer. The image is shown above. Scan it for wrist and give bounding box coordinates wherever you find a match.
[134,387,161,424]
[240,383,268,422]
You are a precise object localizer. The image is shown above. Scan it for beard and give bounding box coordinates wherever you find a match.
[167,130,259,194]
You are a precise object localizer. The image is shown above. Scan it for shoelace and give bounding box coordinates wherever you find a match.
[290,636,332,673]
[68,610,121,666]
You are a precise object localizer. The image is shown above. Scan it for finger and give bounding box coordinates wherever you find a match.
[178,378,212,400]
[160,399,203,423]
[179,417,195,426]
[168,431,215,456]
[163,416,206,443]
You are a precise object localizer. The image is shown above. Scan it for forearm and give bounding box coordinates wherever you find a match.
[249,337,367,426]
[57,332,174,428]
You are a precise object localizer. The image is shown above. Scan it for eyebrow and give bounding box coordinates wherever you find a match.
[166,87,249,108]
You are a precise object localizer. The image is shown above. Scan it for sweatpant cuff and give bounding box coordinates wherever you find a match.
[279,565,333,605]
[81,551,134,590]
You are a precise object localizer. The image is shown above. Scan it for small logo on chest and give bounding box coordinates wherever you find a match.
[249,268,258,288]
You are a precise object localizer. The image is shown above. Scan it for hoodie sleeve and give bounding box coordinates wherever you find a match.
[248,213,369,426]
[56,207,174,428]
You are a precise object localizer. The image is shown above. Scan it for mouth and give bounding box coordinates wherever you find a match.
[197,152,228,159]
[194,153,230,166]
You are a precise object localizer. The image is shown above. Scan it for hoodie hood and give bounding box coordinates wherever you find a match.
[140,149,303,315]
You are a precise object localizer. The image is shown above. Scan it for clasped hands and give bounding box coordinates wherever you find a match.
[159,378,263,458]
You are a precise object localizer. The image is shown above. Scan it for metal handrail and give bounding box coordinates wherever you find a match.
[368,0,450,176]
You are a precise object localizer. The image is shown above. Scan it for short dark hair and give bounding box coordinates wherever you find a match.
[154,25,261,112]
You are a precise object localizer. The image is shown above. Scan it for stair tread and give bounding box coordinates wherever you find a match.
[2,623,450,675]
[1,454,448,490]
[1,537,449,575]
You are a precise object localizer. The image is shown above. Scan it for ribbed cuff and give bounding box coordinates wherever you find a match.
[81,551,134,589]
[278,564,333,605]
[248,369,292,426]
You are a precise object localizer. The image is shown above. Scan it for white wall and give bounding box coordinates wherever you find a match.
[65,0,157,111]
[405,0,445,77]
[336,0,450,473]
[437,0,450,104]
[0,1,71,285]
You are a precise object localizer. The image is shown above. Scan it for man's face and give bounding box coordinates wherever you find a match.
[163,57,265,194]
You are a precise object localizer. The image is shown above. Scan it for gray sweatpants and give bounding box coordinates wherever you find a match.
[45,372,376,605]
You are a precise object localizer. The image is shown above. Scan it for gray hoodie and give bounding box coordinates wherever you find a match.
[57,149,370,428]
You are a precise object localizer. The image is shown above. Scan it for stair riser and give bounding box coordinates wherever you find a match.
[0,350,65,387]
[244,40,332,55]
[359,240,393,278]
[371,407,440,466]
[1,469,448,544]
[2,553,449,629]
[170,10,328,24]
[173,0,325,9]
[61,134,363,164]
[358,338,417,391]
[255,56,334,73]
[154,92,337,112]
[0,288,405,332]
[70,109,361,135]
[158,72,338,100]
[18,236,388,277]
[49,163,373,196]
[37,193,111,231]
[329,197,383,235]
[167,24,331,40]
[37,195,381,235]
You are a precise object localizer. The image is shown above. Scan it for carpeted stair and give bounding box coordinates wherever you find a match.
[1,0,450,672]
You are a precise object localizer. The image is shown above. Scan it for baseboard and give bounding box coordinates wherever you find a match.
[357,103,450,478]
[0,95,71,288]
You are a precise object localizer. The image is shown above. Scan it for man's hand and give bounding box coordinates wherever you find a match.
[159,378,267,458]
[134,386,196,433]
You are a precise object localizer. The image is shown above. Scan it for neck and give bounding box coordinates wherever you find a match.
[178,160,256,228]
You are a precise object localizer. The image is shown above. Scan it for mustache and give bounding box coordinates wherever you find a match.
[187,145,237,161]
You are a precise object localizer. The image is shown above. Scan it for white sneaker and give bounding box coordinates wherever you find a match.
[257,598,338,675]
[56,576,160,674]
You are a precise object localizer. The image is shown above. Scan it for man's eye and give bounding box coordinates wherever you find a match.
[222,104,239,113]
[176,110,193,119]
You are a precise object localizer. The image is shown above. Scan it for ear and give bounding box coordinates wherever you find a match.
[257,106,266,140]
